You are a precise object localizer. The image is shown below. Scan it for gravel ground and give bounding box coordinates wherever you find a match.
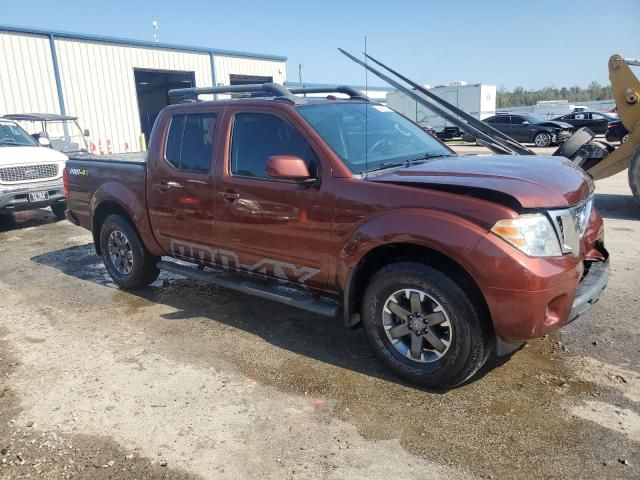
[0,149,639,479]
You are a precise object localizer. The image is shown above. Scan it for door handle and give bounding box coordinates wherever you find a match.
[159,180,183,191]
[223,190,240,202]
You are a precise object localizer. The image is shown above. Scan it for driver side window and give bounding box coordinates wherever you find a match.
[231,113,319,179]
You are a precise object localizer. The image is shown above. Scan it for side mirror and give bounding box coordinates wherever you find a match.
[38,137,51,147]
[521,121,530,125]
[83,129,90,137]
[266,155,314,182]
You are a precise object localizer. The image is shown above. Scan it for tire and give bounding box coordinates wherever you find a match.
[629,148,640,205]
[553,127,595,159]
[50,202,67,220]
[361,261,493,389]
[533,132,551,147]
[622,133,630,144]
[99,214,159,289]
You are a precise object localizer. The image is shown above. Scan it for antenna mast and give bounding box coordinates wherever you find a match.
[152,20,159,43]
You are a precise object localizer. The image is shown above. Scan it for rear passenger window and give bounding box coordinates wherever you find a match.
[494,116,510,124]
[231,113,319,179]
[165,113,216,173]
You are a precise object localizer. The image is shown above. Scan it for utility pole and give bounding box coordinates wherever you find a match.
[298,63,303,83]
[152,20,159,43]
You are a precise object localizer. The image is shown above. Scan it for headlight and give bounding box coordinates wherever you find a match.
[491,214,562,257]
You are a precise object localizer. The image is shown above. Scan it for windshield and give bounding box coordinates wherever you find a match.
[16,119,87,153]
[0,122,38,147]
[298,102,451,174]
[520,114,546,124]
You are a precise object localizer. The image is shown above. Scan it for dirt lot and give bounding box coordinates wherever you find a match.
[1,147,639,479]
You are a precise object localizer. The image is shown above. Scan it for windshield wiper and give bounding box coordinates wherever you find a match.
[363,153,453,174]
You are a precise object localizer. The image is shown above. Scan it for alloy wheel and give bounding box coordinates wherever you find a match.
[107,230,134,275]
[382,288,453,363]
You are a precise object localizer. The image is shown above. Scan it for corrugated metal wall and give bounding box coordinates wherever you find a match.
[54,39,213,153]
[214,55,286,85]
[1,29,288,153]
[0,31,60,115]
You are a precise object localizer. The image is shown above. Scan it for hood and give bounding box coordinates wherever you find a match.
[0,146,68,166]
[538,120,573,129]
[369,154,594,209]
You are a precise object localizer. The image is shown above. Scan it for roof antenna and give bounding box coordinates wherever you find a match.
[152,20,159,43]
[364,36,368,179]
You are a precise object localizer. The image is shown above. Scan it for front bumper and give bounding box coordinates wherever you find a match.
[567,259,609,322]
[0,180,65,212]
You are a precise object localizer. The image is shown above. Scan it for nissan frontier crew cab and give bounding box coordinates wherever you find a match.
[64,83,609,389]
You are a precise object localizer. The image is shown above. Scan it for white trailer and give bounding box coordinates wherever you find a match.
[386,83,496,137]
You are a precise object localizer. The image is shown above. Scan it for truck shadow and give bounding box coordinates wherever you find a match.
[594,193,640,221]
[31,243,510,392]
[0,209,58,233]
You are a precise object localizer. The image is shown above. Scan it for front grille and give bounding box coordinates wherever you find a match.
[549,197,593,255]
[0,164,59,183]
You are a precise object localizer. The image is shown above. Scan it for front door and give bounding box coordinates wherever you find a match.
[215,108,332,290]
[147,110,219,260]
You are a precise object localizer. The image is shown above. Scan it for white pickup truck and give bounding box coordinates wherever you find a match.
[0,118,68,219]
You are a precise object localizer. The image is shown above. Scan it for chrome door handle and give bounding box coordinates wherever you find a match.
[159,180,183,190]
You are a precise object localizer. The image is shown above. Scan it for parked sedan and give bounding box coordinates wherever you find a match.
[463,114,573,147]
[553,111,618,135]
[605,120,629,143]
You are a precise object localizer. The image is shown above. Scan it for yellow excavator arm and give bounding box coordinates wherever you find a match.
[587,55,640,201]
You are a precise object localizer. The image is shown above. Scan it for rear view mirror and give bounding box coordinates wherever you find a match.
[266,156,314,182]
[38,137,51,147]
[83,129,90,137]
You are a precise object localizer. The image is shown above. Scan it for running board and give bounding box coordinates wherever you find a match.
[157,260,339,318]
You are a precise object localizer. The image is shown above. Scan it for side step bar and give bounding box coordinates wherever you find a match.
[157,260,339,318]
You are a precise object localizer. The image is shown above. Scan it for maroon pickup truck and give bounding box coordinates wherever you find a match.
[64,84,609,388]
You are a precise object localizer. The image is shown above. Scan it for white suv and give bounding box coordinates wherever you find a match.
[0,118,68,219]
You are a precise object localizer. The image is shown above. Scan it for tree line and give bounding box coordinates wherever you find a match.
[496,81,613,108]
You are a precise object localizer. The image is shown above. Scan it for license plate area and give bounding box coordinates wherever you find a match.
[28,191,49,202]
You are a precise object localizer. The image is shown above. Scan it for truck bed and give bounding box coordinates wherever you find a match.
[65,153,148,233]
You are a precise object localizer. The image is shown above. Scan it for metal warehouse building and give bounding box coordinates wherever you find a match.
[0,25,287,153]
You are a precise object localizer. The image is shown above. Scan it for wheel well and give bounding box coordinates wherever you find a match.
[347,243,492,332]
[92,202,132,255]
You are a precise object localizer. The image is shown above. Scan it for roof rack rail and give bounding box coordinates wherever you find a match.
[168,83,299,103]
[288,85,368,100]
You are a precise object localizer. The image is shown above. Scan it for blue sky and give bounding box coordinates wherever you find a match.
[2,0,637,89]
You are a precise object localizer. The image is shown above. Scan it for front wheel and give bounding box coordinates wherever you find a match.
[533,132,551,147]
[99,214,160,289]
[361,262,493,389]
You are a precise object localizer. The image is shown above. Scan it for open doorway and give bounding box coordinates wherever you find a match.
[134,69,196,143]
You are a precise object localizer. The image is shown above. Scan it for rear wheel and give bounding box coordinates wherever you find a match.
[99,214,159,289]
[533,132,551,147]
[622,133,630,144]
[361,262,493,389]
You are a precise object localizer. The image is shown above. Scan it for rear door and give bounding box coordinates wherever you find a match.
[214,107,332,290]
[147,109,219,259]
[509,115,535,142]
